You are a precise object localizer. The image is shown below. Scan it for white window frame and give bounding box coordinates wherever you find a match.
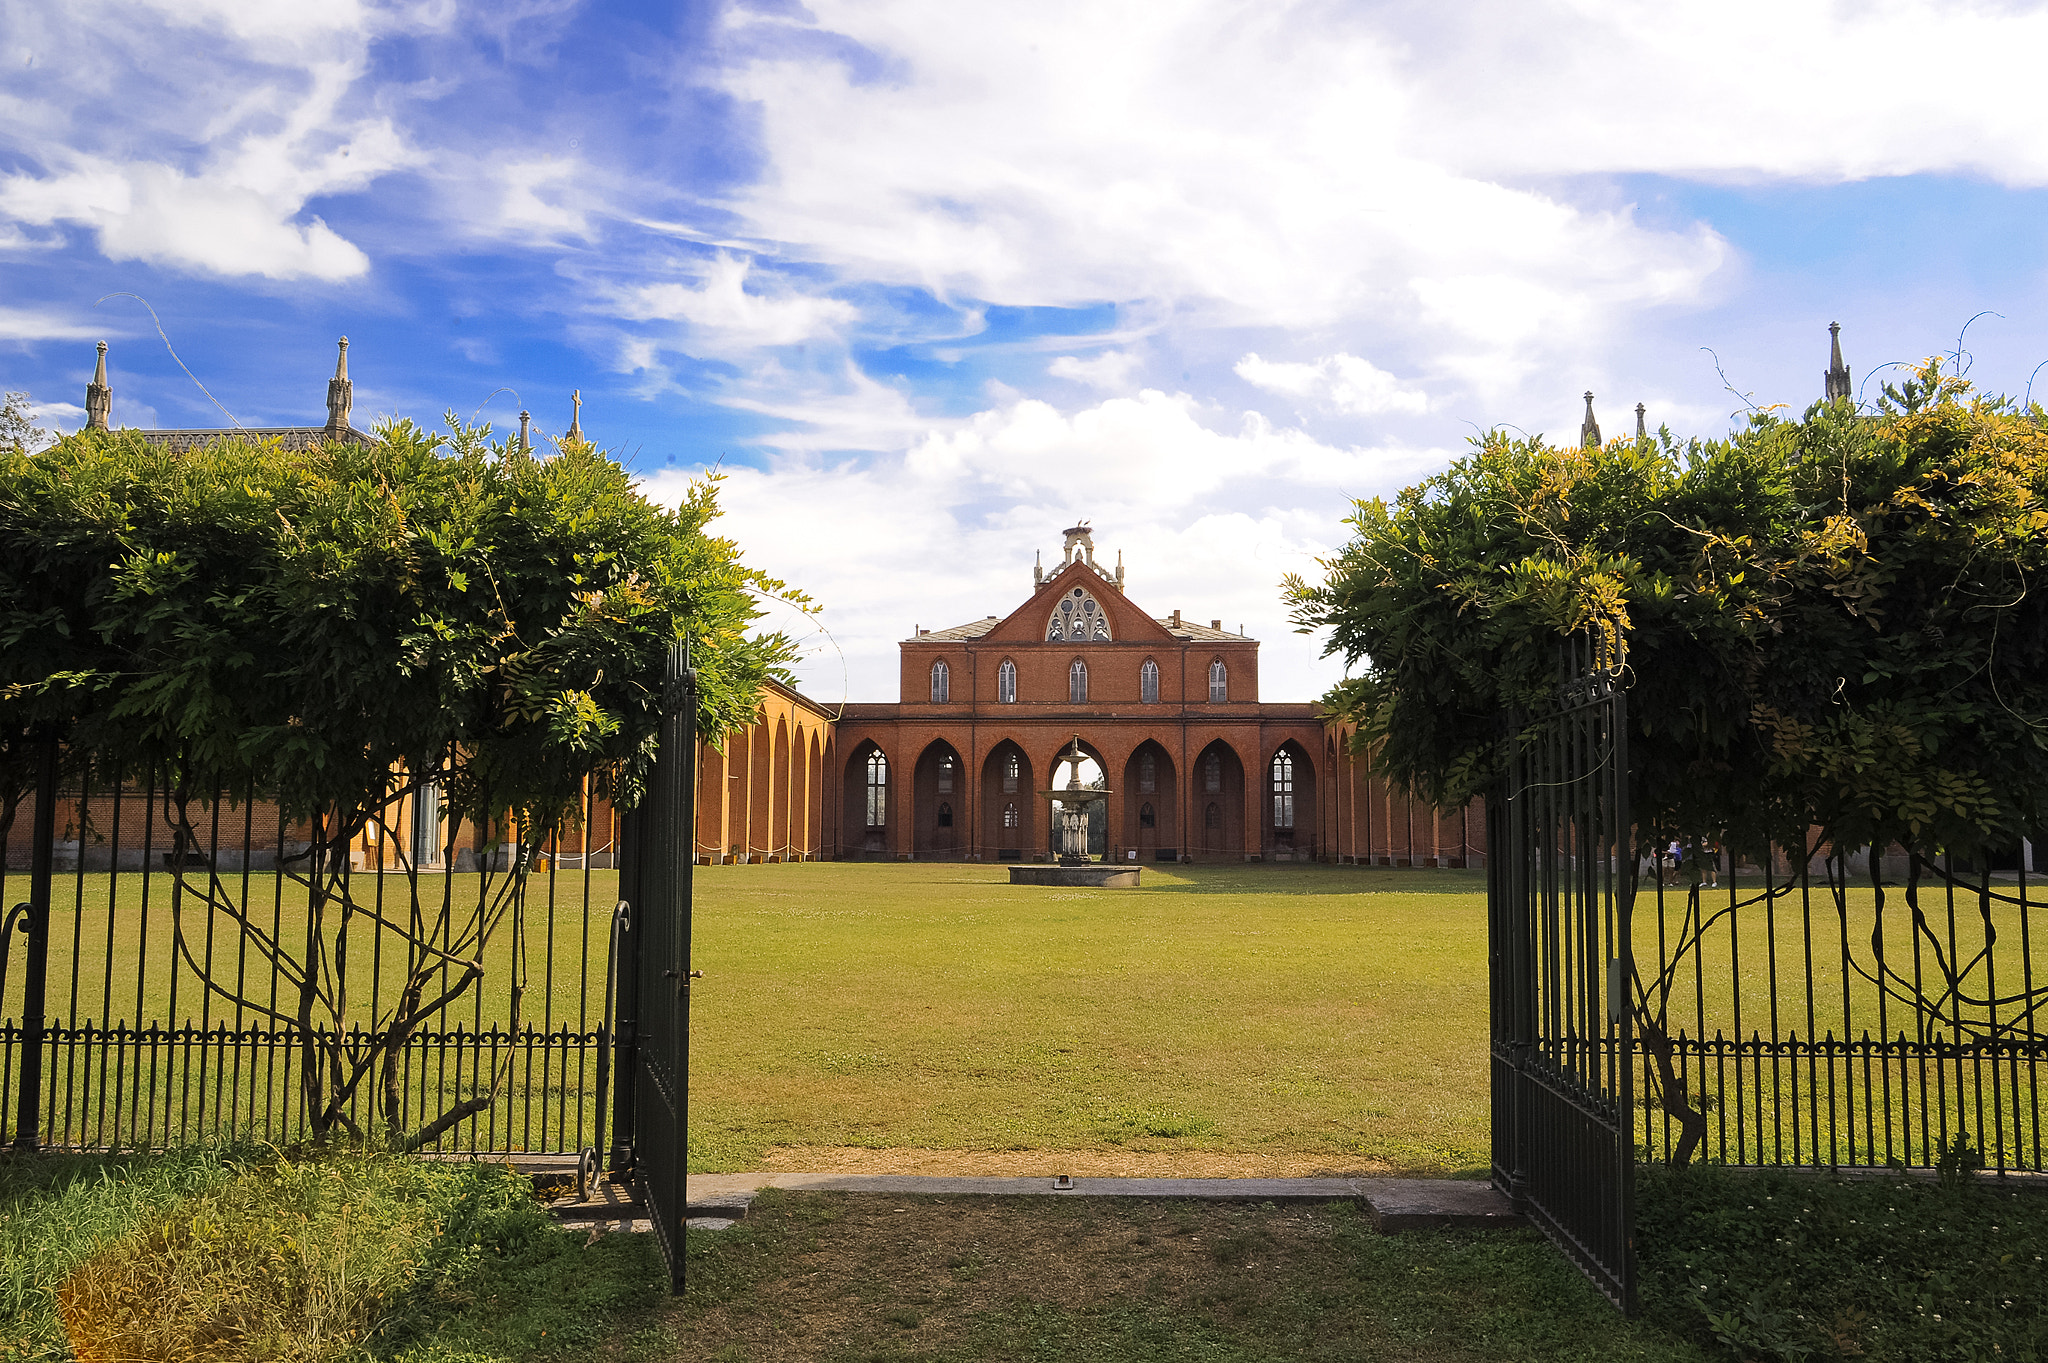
[997,658,1016,704]
[1272,750,1295,831]
[930,659,949,703]
[865,750,888,827]
[1208,659,1228,703]
[1069,658,1088,703]
[1140,659,1159,704]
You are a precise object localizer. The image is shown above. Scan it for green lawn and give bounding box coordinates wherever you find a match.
[687,861,1494,1175]
[27,858,2029,1172]
[32,868,620,1035]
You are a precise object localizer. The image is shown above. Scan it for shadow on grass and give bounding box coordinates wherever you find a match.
[900,863,1489,897]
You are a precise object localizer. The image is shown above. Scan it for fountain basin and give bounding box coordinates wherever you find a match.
[1008,865,1141,888]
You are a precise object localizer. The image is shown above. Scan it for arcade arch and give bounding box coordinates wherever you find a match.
[914,740,966,855]
[1122,740,1178,860]
[980,739,1036,859]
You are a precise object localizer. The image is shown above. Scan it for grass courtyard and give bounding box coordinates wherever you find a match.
[686,860,1493,1176]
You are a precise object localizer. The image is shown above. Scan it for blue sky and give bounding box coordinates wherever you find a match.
[6,0,2048,704]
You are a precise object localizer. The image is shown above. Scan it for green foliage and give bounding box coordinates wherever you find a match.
[1637,1163,2048,1362]
[0,1145,662,1363]
[0,416,804,1142]
[0,415,802,830]
[0,393,52,458]
[1287,364,2048,856]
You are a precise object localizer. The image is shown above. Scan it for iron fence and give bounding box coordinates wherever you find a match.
[1631,849,2048,1176]
[0,752,623,1156]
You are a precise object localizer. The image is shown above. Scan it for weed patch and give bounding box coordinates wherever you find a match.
[0,1146,664,1363]
[1638,1164,2048,1362]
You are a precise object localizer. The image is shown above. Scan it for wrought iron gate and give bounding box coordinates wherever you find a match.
[1489,636,1635,1311]
[612,642,695,1292]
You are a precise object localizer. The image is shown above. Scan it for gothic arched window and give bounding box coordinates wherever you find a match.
[938,754,955,793]
[1139,750,1156,793]
[865,750,888,827]
[1049,586,1111,642]
[938,802,954,828]
[1205,801,1222,829]
[930,659,949,703]
[1069,658,1088,703]
[997,658,1016,704]
[1208,659,1228,703]
[1139,802,1156,829]
[1271,750,1295,831]
[1003,752,1019,794]
[1204,749,1222,793]
[1004,802,1019,829]
[1140,659,1159,704]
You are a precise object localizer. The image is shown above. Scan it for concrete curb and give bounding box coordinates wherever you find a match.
[683,1172,1519,1232]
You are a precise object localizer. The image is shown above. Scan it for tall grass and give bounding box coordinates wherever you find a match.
[0,1145,661,1363]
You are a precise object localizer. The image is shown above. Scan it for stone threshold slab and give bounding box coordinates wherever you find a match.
[685,1172,1517,1232]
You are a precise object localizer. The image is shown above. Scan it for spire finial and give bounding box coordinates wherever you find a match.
[86,340,111,432]
[325,337,353,435]
[518,409,531,457]
[567,389,582,443]
[1635,402,1647,441]
[1824,321,1852,403]
[1580,391,1602,447]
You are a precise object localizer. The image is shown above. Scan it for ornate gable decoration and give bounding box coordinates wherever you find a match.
[1047,584,1112,642]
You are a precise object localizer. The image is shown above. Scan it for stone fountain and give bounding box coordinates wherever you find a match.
[1008,734,1141,888]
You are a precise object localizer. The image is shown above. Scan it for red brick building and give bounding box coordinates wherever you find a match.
[808,523,1483,865]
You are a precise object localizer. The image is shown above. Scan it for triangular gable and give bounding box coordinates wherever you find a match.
[980,558,1178,643]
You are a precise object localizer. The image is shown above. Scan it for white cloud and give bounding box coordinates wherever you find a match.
[1236,353,1428,416]
[707,0,1730,369]
[0,307,114,343]
[616,255,858,351]
[0,3,421,281]
[0,156,382,280]
[1049,350,1142,391]
[25,399,85,425]
[655,386,1452,700]
[1401,1,2048,185]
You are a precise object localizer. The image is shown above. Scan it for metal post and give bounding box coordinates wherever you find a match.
[14,736,59,1151]
[678,660,697,1294]
[607,809,642,1180]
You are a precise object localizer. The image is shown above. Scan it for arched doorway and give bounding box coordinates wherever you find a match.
[1042,738,1109,859]
[1122,740,1178,862]
[914,740,965,858]
[981,740,1035,861]
[841,741,893,858]
[1193,740,1246,860]
[1266,741,1317,860]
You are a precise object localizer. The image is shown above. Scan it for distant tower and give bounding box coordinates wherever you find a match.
[1824,322,1852,403]
[567,389,583,443]
[518,410,531,457]
[325,338,353,438]
[1635,402,1647,442]
[1580,392,1602,447]
[85,340,111,432]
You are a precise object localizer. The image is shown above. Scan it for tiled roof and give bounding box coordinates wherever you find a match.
[908,614,1252,643]
[1155,618,1245,642]
[913,617,1002,641]
[133,426,375,452]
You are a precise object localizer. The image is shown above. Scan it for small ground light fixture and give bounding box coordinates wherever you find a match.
[1053,1175,1074,1190]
